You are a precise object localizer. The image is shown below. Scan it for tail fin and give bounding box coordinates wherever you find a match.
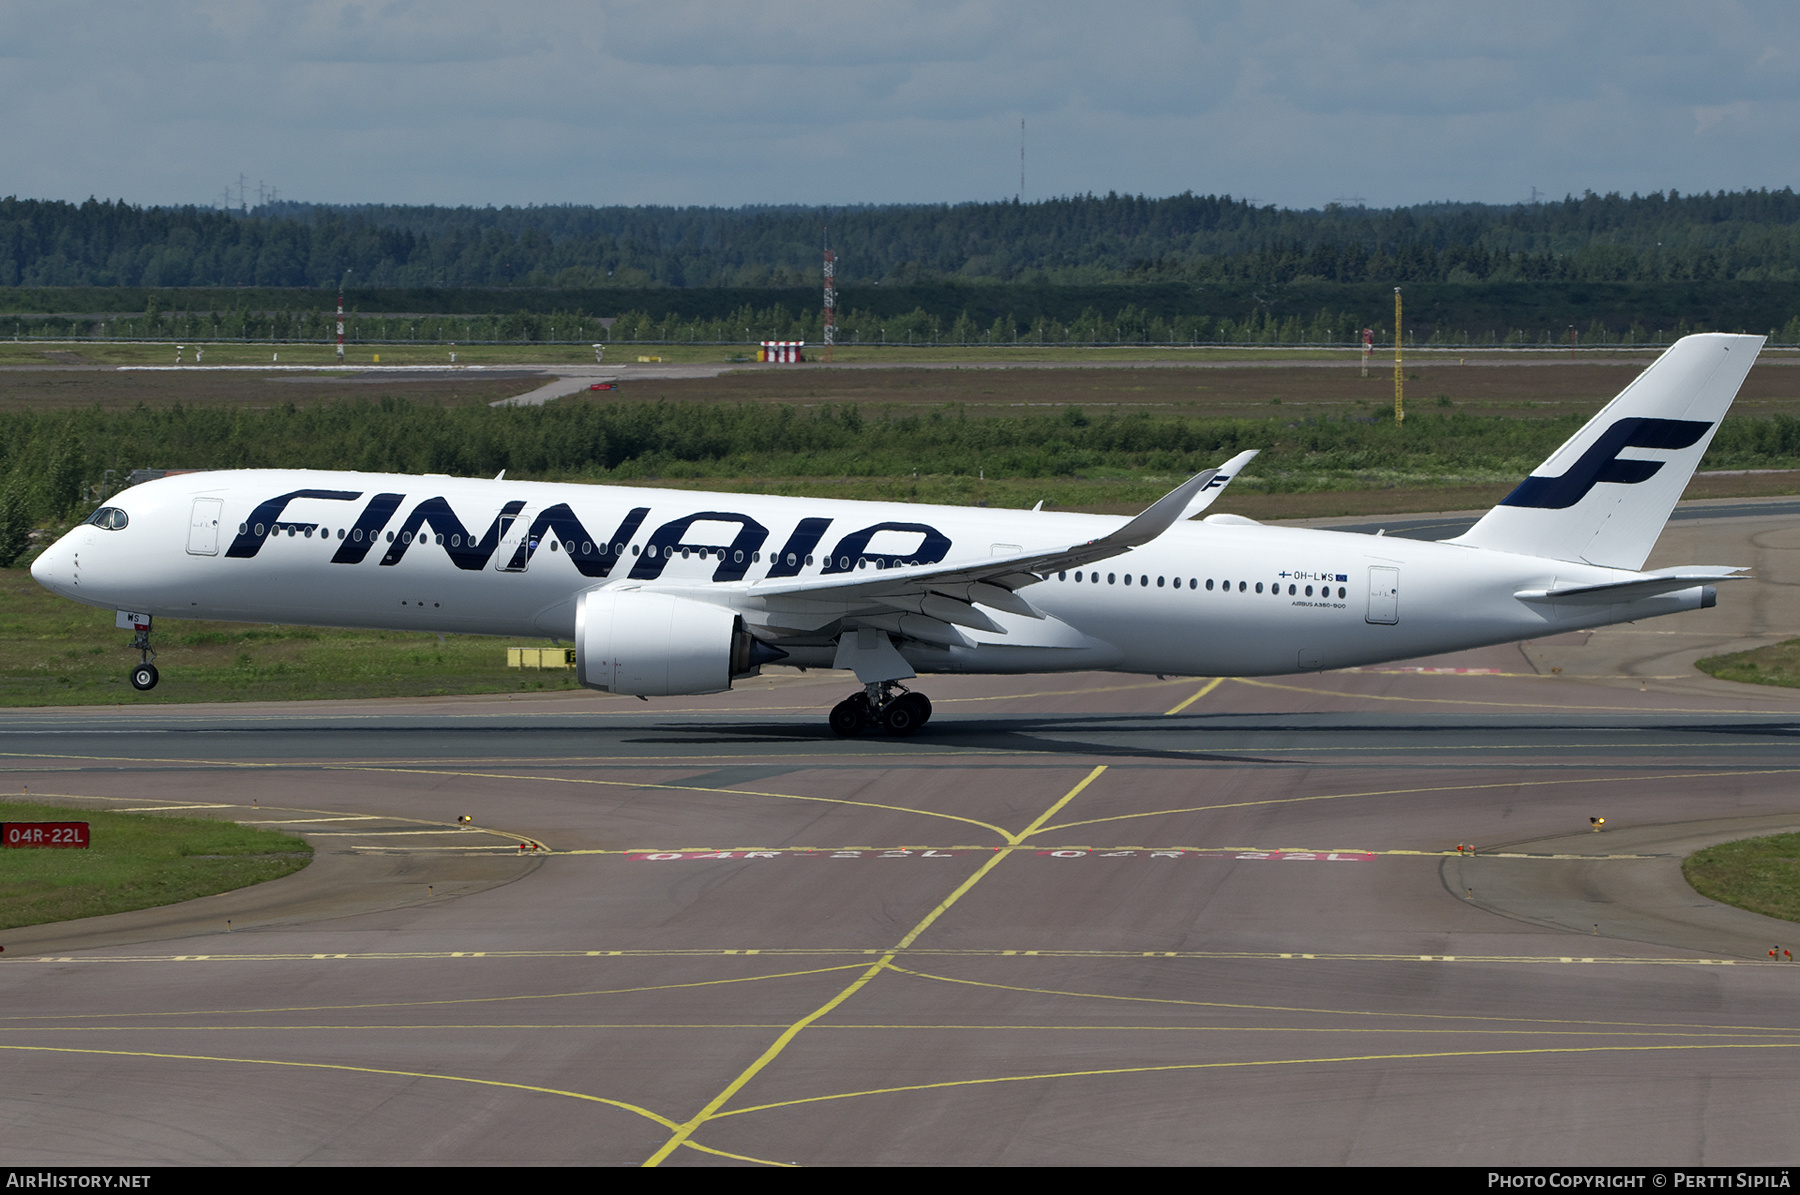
[1447,333,1762,570]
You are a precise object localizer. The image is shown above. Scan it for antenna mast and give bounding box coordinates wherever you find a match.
[1393,288,1404,424]
[337,269,351,363]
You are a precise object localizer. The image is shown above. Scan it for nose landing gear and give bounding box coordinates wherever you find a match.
[829,682,931,738]
[126,618,158,691]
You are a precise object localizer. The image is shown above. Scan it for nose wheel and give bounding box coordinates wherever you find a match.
[830,683,931,738]
[127,622,158,691]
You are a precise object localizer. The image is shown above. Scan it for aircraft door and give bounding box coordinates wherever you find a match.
[187,498,223,556]
[493,508,530,572]
[1366,566,1399,624]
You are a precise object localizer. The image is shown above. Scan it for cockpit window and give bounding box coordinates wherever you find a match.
[88,507,128,530]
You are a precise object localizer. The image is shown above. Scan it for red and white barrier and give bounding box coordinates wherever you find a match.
[760,341,805,363]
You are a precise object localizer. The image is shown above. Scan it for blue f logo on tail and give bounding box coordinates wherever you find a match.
[1499,417,1712,510]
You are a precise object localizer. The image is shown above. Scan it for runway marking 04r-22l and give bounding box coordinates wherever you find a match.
[624,848,1378,862]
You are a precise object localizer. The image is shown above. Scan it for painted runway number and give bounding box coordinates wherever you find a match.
[628,848,1376,862]
[1040,849,1375,862]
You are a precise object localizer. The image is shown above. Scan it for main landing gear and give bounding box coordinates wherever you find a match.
[829,682,932,738]
[127,622,158,691]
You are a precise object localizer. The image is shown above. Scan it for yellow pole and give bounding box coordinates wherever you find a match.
[1393,287,1404,424]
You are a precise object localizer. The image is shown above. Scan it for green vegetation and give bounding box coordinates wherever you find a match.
[1683,832,1800,925]
[10,396,1800,523]
[1695,639,1800,689]
[0,799,311,930]
[14,190,1800,290]
[6,383,1800,569]
[4,287,1797,349]
[15,189,1800,344]
[0,401,1526,569]
[0,570,579,705]
[0,338,1374,367]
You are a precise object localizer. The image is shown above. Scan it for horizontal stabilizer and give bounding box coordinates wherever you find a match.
[1514,566,1747,606]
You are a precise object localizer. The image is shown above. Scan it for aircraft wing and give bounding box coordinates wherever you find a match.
[633,465,1229,645]
[752,463,1222,600]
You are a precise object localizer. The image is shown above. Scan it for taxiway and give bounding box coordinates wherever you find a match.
[3,505,1800,1166]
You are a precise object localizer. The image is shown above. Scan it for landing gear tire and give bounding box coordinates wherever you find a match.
[130,663,159,691]
[829,685,931,737]
[882,692,929,737]
[829,696,869,738]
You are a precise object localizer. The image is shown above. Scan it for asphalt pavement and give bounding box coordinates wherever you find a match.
[3,509,1800,1166]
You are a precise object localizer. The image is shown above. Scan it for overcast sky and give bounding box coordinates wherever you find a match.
[3,1,1796,211]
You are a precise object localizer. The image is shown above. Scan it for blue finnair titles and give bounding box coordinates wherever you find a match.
[217,489,958,585]
[29,333,1765,736]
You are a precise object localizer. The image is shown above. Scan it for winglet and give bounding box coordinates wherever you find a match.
[1177,449,1259,520]
[1084,466,1221,554]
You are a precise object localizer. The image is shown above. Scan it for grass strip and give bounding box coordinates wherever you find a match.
[0,800,311,931]
[1682,832,1800,926]
[1695,640,1800,690]
[0,569,584,706]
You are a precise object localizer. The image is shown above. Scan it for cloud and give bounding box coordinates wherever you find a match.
[2,1,1798,208]
[1693,101,1754,135]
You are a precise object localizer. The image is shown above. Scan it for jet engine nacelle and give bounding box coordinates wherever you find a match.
[575,589,769,696]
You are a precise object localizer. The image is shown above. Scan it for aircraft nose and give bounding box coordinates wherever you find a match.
[30,531,75,593]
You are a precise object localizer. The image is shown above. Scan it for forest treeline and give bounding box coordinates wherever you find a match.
[8,397,1800,564]
[10,189,1800,291]
[3,299,1744,349]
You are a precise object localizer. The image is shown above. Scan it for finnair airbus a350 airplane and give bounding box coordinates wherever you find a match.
[31,333,1761,735]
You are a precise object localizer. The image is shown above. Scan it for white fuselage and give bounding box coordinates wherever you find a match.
[31,470,1711,679]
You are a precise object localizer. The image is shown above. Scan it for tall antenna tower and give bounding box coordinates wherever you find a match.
[822,227,836,364]
[337,269,351,362]
[1019,118,1025,201]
